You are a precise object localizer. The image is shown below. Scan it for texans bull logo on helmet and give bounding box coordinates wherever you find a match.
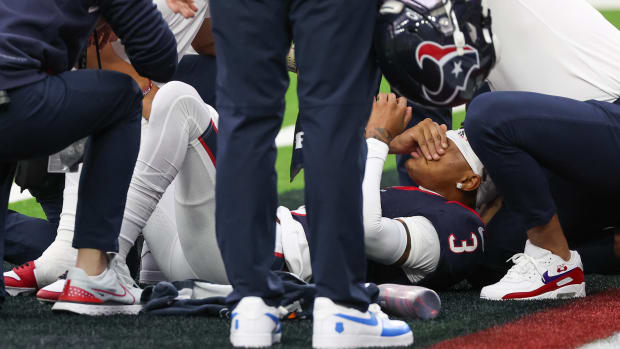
[415,42,480,106]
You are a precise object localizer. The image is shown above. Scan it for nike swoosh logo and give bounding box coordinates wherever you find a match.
[265,313,282,334]
[334,312,378,326]
[93,284,135,303]
[88,6,99,13]
[542,269,574,284]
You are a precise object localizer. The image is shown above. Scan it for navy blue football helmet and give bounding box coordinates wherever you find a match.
[375,0,496,107]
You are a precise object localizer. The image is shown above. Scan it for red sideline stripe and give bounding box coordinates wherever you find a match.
[198,136,216,167]
[210,119,218,133]
[291,211,306,217]
[430,289,620,349]
[274,252,284,258]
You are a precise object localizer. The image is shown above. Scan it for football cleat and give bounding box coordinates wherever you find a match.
[378,284,441,320]
[480,240,585,300]
[52,254,143,315]
[4,261,40,296]
[36,272,67,303]
[312,297,413,349]
[230,297,282,348]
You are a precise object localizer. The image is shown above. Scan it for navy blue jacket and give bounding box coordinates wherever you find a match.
[0,0,177,90]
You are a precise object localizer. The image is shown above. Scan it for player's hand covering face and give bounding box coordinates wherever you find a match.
[365,93,412,144]
[390,117,448,161]
[166,0,198,18]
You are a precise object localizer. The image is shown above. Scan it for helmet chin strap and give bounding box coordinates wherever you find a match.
[442,0,466,55]
[480,0,494,44]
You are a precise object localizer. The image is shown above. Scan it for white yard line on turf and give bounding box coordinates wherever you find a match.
[275,105,467,148]
[9,183,32,203]
[578,332,620,349]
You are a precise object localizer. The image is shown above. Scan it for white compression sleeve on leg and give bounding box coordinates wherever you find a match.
[125,81,225,283]
[118,81,205,259]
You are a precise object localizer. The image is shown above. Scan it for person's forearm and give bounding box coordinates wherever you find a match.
[362,138,388,234]
[362,138,407,265]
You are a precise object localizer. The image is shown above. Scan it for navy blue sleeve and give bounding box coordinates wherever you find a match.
[100,0,177,82]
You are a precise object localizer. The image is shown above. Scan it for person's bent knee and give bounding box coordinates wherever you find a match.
[150,80,213,128]
[105,72,143,121]
[465,92,519,149]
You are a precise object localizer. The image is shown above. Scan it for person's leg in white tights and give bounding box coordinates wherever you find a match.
[118,81,228,283]
[33,170,79,286]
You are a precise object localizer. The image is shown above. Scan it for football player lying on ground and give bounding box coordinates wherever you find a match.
[26,90,486,310]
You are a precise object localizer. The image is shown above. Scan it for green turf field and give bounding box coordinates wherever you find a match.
[3,9,620,349]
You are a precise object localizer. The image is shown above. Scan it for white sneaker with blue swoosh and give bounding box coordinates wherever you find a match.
[312,297,413,348]
[480,240,585,300]
[230,297,282,348]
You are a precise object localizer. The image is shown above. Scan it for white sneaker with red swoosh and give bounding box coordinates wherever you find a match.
[480,240,585,300]
[51,254,142,315]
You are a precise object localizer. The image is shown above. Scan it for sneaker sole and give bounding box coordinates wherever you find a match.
[51,301,142,315]
[37,296,59,304]
[313,332,413,348]
[230,333,282,348]
[5,287,36,296]
[481,283,586,301]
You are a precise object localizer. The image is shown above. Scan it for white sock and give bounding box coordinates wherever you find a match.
[34,171,80,286]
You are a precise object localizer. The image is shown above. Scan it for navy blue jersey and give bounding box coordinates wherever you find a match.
[380,186,486,289]
[0,0,177,90]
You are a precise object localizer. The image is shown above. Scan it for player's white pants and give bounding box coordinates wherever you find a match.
[120,81,228,284]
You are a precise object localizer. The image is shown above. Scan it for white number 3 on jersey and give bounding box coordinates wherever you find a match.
[448,232,479,254]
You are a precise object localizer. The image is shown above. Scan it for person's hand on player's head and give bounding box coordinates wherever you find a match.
[389,118,448,161]
[365,93,412,145]
[166,0,198,18]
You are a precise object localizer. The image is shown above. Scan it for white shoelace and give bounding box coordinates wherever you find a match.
[369,303,389,319]
[503,253,544,281]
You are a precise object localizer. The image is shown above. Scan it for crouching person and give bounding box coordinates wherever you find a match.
[0,0,177,315]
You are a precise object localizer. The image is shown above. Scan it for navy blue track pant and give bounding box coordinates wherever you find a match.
[211,0,379,310]
[0,69,142,301]
[4,177,64,265]
[464,92,620,281]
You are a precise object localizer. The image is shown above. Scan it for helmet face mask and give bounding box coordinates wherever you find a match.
[375,0,496,107]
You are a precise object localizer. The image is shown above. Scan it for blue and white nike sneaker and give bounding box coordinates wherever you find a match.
[312,297,413,348]
[230,297,282,348]
[480,240,585,300]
